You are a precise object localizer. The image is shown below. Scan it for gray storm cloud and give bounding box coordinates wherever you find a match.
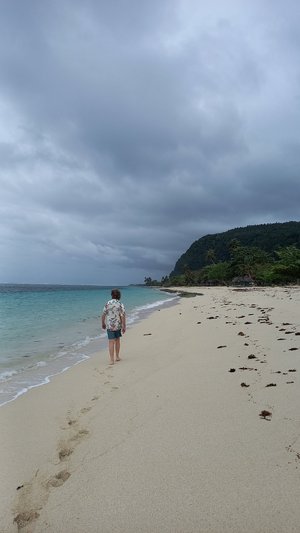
[0,0,299,284]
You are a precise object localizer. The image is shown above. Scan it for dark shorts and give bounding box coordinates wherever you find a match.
[107,329,122,340]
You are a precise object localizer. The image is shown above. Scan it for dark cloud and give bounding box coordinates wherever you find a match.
[0,0,300,284]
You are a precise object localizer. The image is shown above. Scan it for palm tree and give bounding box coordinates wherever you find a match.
[206,249,216,265]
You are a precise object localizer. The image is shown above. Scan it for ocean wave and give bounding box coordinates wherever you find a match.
[134,296,179,311]
[74,336,92,348]
[0,353,90,406]
[0,369,19,382]
[69,332,106,351]
[125,296,179,326]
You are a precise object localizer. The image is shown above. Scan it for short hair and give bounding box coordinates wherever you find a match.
[111,288,121,300]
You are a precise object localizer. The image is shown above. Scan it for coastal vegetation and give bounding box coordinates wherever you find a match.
[144,222,300,287]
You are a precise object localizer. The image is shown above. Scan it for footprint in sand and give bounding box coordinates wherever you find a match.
[70,429,89,442]
[67,419,77,427]
[61,417,78,431]
[14,510,40,529]
[47,470,71,488]
[91,395,100,401]
[58,447,73,461]
[80,406,92,414]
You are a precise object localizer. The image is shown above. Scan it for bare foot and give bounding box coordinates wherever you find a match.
[109,361,114,365]
[116,357,121,362]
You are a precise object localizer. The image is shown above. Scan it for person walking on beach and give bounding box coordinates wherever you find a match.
[101,288,126,365]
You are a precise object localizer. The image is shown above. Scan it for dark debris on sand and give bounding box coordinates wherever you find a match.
[260,410,272,420]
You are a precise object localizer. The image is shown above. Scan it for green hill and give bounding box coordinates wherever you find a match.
[170,221,300,277]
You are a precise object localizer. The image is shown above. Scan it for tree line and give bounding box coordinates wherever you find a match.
[170,221,300,277]
[144,241,300,287]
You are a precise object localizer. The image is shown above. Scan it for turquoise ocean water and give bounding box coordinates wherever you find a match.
[0,285,178,406]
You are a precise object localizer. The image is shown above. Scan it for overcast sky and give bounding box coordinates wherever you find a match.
[1,0,300,285]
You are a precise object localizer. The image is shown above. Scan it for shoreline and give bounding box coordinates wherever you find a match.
[0,289,179,408]
[1,286,300,532]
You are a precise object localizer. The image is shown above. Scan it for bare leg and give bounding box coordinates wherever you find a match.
[115,338,121,361]
[108,340,115,364]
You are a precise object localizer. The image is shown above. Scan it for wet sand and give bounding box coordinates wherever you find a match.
[1,286,300,532]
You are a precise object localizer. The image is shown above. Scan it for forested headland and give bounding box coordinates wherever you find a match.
[144,221,300,287]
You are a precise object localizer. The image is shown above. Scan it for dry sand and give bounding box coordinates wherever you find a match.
[1,286,300,533]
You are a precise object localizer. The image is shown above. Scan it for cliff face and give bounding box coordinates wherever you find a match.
[170,221,300,276]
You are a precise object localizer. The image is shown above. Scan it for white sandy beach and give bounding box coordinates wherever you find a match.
[1,286,300,533]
